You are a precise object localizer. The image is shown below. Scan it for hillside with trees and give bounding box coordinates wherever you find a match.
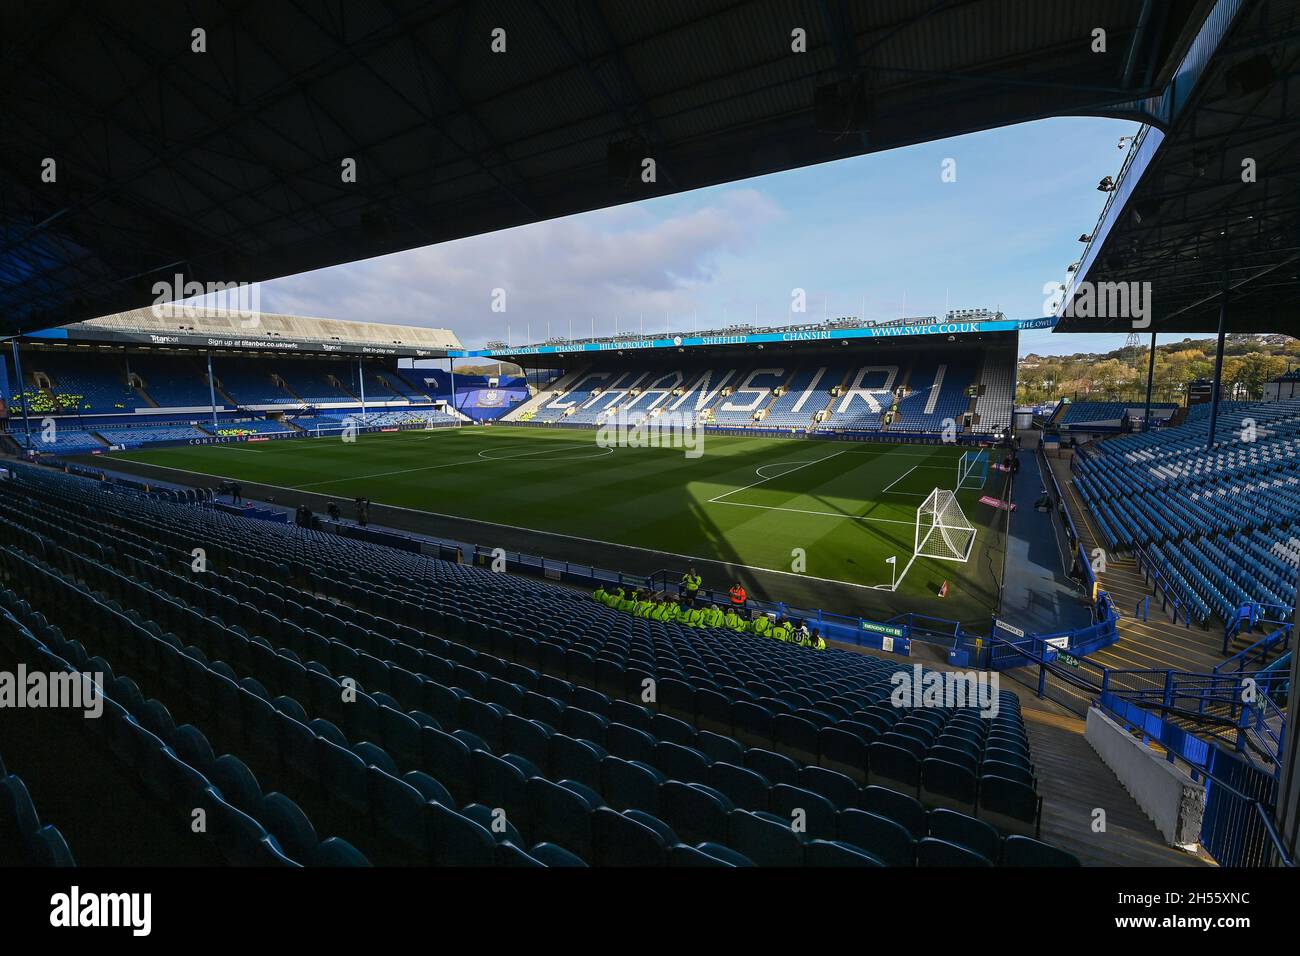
[1017,334,1299,406]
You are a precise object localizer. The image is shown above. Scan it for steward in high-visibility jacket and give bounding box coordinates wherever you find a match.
[771,621,793,643]
[603,587,624,608]
[617,590,637,614]
[650,601,671,622]
[634,596,653,618]
[723,608,746,631]
[593,586,608,604]
[685,605,708,628]
[752,616,773,638]
[681,568,703,601]
[809,630,827,650]
[662,601,683,623]
[705,605,725,628]
[728,583,747,607]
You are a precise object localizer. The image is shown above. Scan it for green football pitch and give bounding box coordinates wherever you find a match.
[104,426,1006,623]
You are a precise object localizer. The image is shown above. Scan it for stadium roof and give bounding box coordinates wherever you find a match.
[1056,0,1300,334]
[23,306,460,358]
[2,0,1217,338]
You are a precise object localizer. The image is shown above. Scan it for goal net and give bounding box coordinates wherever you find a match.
[957,448,989,490]
[915,487,976,563]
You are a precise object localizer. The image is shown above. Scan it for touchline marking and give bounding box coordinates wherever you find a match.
[709,450,846,503]
[92,458,897,591]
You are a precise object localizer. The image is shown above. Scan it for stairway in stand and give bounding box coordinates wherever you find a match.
[1048,453,1225,676]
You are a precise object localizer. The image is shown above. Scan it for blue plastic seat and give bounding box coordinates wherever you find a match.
[315,739,369,812]
[836,808,914,866]
[654,741,711,785]
[426,803,495,866]
[470,750,531,832]
[368,768,429,858]
[768,783,837,840]
[804,838,885,866]
[312,837,371,866]
[928,808,1000,861]
[599,756,663,814]
[209,753,263,813]
[1002,834,1081,867]
[743,748,799,786]
[462,803,526,845]
[548,734,604,788]
[259,791,319,863]
[917,836,993,866]
[29,825,77,867]
[528,842,589,867]
[591,807,669,866]
[421,728,473,804]
[606,722,657,765]
[728,809,804,866]
[707,761,770,811]
[858,785,927,838]
[659,781,733,846]
[797,765,859,810]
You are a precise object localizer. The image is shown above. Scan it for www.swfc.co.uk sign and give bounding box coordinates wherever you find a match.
[459,317,1055,358]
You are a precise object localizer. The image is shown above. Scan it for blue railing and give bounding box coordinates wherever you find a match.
[1098,689,1292,868]
[1130,541,1203,628]
[1246,694,1287,769]
[1216,623,1292,675]
[1223,602,1294,653]
[988,629,1289,752]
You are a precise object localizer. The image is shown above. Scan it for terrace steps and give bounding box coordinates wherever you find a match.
[813,367,855,428]
[1049,454,1225,676]
[1019,702,1207,867]
[759,364,801,420]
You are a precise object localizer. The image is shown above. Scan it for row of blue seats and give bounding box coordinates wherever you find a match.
[0,749,76,866]
[2,465,1066,868]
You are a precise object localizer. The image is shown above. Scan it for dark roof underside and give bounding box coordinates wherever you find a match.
[1,0,1213,336]
[1056,0,1300,334]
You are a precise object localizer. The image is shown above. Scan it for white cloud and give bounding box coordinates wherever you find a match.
[260,188,783,346]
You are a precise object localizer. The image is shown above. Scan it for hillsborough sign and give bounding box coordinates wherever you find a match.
[457,316,1056,358]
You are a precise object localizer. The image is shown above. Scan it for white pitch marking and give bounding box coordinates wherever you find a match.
[709,498,917,527]
[709,450,846,503]
[295,441,605,488]
[880,464,918,492]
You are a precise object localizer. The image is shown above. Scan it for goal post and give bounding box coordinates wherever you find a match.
[957,447,989,490]
[881,486,977,591]
[915,487,977,564]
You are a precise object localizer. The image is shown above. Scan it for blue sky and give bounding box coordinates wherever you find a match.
[258,115,1153,357]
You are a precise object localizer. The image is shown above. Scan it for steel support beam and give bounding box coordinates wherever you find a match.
[206,351,219,432]
[11,340,33,450]
[1206,283,1228,449]
[1273,569,1300,865]
[1143,331,1158,431]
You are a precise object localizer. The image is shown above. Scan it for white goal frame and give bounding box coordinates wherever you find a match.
[914,487,977,564]
[957,447,989,490]
[875,486,977,592]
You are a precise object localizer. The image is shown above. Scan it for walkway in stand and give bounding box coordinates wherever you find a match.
[998,448,1094,636]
